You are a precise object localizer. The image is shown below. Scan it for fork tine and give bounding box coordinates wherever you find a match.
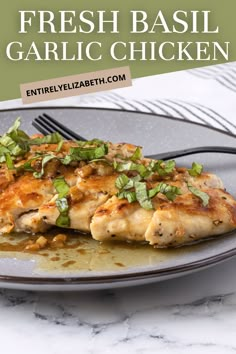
[34,116,75,141]
[32,120,53,136]
[32,114,87,141]
[42,113,87,141]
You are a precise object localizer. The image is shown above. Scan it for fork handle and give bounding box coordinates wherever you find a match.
[146,146,236,160]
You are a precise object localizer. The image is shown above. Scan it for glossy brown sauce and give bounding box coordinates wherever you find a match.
[0,229,206,273]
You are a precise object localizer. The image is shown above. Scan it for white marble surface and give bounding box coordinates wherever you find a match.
[1,258,236,354]
[1,64,236,353]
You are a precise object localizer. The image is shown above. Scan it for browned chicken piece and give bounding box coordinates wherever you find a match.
[14,211,51,233]
[0,136,141,235]
[174,169,224,190]
[0,174,55,233]
[36,160,225,241]
[91,187,236,246]
[106,142,140,161]
[0,167,15,192]
[38,174,118,232]
[91,195,153,242]
[145,188,236,247]
[90,172,227,243]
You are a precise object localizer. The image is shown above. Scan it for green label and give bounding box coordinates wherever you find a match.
[0,0,235,101]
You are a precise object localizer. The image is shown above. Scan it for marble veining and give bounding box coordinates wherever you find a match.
[1,257,236,354]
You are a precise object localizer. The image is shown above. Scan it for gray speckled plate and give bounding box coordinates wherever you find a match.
[0,107,236,291]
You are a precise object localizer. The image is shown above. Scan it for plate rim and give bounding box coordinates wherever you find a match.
[0,105,235,140]
[0,106,236,287]
[0,236,236,286]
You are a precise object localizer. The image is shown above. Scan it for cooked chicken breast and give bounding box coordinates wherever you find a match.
[91,196,154,242]
[0,174,54,233]
[90,172,226,243]
[0,118,235,249]
[38,174,118,232]
[14,211,51,233]
[145,188,236,247]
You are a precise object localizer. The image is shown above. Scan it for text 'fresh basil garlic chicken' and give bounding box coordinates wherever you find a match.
[0,118,236,248]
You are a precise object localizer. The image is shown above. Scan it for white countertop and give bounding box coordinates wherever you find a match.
[1,63,236,354]
[1,258,236,354]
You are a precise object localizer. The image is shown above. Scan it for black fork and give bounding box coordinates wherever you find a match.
[33,113,87,141]
[32,113,236,160]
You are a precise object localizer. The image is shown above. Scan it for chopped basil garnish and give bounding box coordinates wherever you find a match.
[134,181,153,210]
[130,147,142,161]
[55,198,70,227]
[4,153,14,169]
[149,182,182,201]
[56,140,64,152]
[53,176,70,197]
[33,155,56,178]
[0,147,11,163]
[16,156,39,172]
[76,138,105,146]
[53,177,70,227]
[114,159,175,179]
[187,183,209,207]
[150,160,176,176]
[115,174,141,190]
[0,117,210,216]
[0,118,30,161]
[188,162,203,177]
[115,174,130,190]
[68,144,108,161]
[29,132,63,145]
[19,142,109,176]
[116,173,181,209]
[117,190,137,203]
[114,161,147,177]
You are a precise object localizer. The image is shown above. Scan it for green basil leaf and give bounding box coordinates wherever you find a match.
[130,147,142,161]
[148,185,160,199]
[7,117,21,133]
[187,183,209,207]
[60,155,75,165]
[117,190,137,203]
[17,156,40,172]
[114,161,147,177]
[56,140,64,152]
[115,174,130,189]
[76,138,105,146]
[69,144,108,161]
[148,182,182,201]
[134,181,153,210]
[89,158,110,164]
[5,153,14,169]
[6,117,30,143]
[53,177,70,227]
[33,155,55,178]
[55,212,70,228]
[164,160,176,173]
[0,118,30,159]
[151,160,175,176]
[53,176,70,199]
[115,174,142,190]
[125,175,142,189]
[0,146,12,163]
[29,132,63,145]
[56,197,69,213]
[159,182,182,201]
[8,128,30,144]
[0,146,11,154]
[188,162,203,177]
